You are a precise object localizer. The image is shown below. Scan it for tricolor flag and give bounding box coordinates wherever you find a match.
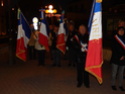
[56,12,66,54]
[39,10,49,51]
[85,0,103,84]
[16,9,31,61]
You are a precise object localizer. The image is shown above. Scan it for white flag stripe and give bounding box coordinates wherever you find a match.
[89,12,102,40]
[40,22,48,37]
[17,25,29,48]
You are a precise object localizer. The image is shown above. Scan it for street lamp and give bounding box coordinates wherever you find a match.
[45,5,57,14]
[44,5,59,24]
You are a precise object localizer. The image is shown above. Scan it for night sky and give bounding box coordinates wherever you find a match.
[10,0,80,24]
[9,0,125,24]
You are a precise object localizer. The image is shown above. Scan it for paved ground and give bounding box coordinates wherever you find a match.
[0,45,125,94]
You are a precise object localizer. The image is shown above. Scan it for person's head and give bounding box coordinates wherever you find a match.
[68,24,74,32]
[118,20,125,28]
[49,24,54,31]
[53,23,59,33]
[117,27,125,36]
[78,25,87,35]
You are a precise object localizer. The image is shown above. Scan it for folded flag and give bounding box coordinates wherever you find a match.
[85,0,103,84]
[39,10,49,51]
[16,9,31,61]
[56,12,66,54]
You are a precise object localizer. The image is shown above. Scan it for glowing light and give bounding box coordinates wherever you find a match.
[45,6,48,8]
[32,17,39,30]
[12,8,14,11]
[1,1,4,6]
[48,5,53,10]
[45,9,57,14]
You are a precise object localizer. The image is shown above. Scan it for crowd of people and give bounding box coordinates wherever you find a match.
[27,20,125,91]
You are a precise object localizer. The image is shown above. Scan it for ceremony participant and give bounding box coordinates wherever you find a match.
[72,25,90,88]
[111,27,125,91]
[66,23,77,67]
[118,20,125,28]
[50,24,61,67]
[113,20,125,35]
[34,30,46,66]
[28,24,36,60]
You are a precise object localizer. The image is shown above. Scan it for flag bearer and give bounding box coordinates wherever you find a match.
[72,25,90,88]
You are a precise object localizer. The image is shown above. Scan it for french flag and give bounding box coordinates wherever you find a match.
[85,0,103,84]
[39,10,49,51]
[56,13,66,54]
[16,9,31,61]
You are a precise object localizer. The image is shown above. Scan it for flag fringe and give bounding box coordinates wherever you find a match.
[16,55,26,62]
[16,49,27,62]
[85,61,103,84]
[56,43,66,54]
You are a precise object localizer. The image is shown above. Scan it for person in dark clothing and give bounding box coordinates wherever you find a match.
[111,27,125,91]
[49,24,61,67]
[28,25,36,60]
[72,25,90,88]
[28,31,36,60]
[66,23,77,67]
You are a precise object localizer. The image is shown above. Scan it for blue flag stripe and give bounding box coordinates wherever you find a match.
[94,3,102,13]
[41,11,50,35]
[18,12,31,39]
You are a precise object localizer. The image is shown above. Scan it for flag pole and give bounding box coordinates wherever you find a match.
[39,9,45,20]
[88,0,96,32]
[18,9,31,30]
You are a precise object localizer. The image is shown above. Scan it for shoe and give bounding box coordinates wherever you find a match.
[52,64,56,67]
[38,63,45,66]
[68,63,71,67]
[111,86,117,90]
[124,76,125,79]
[119,86,125,91]
[38,64,42,66]
[77,83,82,88]
[84,85,90,88]
[58,64,61,67]
[41,63,45,66]
[73,64,76,67]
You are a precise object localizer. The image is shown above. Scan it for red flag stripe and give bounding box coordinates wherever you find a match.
[16,37,27,61]
[39,33,49,51]
[85,39,103,84]
[56,33,66,54]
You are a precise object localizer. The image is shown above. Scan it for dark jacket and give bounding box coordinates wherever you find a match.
[72,33,89,63]
[111,34,125,66]
[66,30,76,49]
[50,31,58,50]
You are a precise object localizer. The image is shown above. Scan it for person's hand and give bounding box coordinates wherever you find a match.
[120,56,125,60]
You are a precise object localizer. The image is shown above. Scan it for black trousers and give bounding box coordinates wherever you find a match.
[76,53,90,86]
[37,50,46,65]
[68,48,77,65]
[52,49,61,66]
[28,46,36,60]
